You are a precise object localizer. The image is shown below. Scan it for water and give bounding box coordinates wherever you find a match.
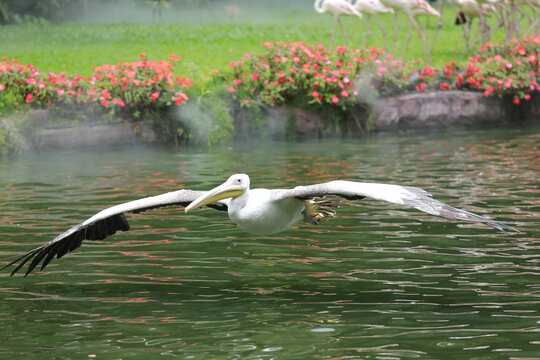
[0,125,539,359]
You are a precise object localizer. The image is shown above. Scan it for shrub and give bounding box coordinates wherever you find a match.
[0,54,192,142]
[217,41,414,134]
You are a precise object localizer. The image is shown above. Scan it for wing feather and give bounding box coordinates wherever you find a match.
[3,189,227,276]
[271,180,517,233]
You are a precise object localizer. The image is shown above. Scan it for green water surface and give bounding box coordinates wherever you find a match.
[1,126,539,359]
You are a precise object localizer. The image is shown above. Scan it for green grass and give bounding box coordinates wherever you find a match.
[0,6,514,83]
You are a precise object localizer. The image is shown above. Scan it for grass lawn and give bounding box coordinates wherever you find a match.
[0,4,515,83]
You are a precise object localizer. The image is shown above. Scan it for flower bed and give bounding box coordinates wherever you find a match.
[0,53,190,123]
[1,36,539,153]
[220,36,539,109]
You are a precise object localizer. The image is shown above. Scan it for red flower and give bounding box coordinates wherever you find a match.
[139,53,147,58]
[513,98,520,105]
[25,93,33,103]
[150,92,160,100]
[101,100,109,107]
[440,83,450,90]
[414,82,427,92]
[168,54,181,61]
[117,100,125,107]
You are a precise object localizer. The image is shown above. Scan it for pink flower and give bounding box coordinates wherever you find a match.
[312,91,319,98]
[242,53,250,59]
[25,93,33,103]
[234,79,242,86]
[101,100,109,107]
[0,84,4,91]
[168,54,181,61]
[244,99,250,104]
[117,100,125,107]
[506,63,513,69]
[251,74,259,81]
[331,96,339,104]
[341,90,349,97]
[229,86,236,94]
[150,92,160,100]
[138,53,147,58]
[524,94,531,101]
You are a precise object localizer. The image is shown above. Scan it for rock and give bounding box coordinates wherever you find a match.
[35,121,156,150]
[374,91,539,131]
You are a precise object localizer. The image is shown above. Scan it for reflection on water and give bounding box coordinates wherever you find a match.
[0,125,539,359]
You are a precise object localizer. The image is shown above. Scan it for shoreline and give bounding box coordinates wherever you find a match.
[19,90,540,150]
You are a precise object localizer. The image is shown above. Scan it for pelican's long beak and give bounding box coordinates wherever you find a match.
[185,180,244,213]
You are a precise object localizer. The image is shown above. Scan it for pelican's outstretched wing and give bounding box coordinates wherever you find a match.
[2,189,228,277]
[271,180,518,233]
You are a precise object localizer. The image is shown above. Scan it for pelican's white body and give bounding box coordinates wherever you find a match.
[228,189,305,235]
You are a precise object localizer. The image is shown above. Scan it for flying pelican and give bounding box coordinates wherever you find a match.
[2,174,517,277]
[314,0,363,49]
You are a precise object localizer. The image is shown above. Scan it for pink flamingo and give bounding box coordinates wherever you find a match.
[350,0,395,48]
[381,0,440,63]
[314,0,363,49]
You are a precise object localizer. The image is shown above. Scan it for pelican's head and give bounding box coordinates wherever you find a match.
[185,174,249,213]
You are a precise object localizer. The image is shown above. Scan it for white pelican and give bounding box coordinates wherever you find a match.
[2,174,517,277]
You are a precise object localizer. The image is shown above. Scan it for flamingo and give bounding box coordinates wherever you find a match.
[455,0,497,51]
[314,0,363,49]
[381,0,440,63]
[350,0,395,48]
[506,0,540,38]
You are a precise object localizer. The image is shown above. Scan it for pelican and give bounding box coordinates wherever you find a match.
[2,174,517,277]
